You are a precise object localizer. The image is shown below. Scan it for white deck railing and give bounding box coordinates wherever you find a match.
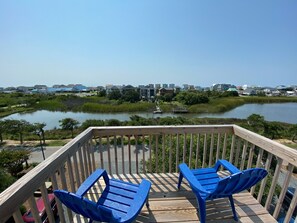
[1,125,297,223]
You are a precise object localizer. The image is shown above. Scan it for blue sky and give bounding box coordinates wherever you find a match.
[0,1,296,88]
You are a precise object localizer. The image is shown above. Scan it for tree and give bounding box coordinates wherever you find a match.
[247,114,265,134]
[0,150,30,176]
[289,124,297,143]
[97,89,106,97]
[105,119,121,126]
[4,119,32,144]
[263,122,284,139]
[0,168,15,192]
[122,90,140,103]
[176,91,209,105]
[107,89,122,100]
[0,120,4,143]
[80,119,105,130]
[59,118,80,138]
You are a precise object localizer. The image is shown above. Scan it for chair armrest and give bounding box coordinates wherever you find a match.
[214,160,241,174]
[179,163,209,195]
[76,169,109,196]
[123,179,151,222]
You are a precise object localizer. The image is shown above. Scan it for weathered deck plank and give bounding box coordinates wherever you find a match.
[80,173,277,223]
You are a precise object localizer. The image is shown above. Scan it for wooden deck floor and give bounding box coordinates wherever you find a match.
[82,173,277,223]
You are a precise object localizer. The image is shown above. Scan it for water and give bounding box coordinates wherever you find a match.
[198,103,297,123]
[2,103,297,129]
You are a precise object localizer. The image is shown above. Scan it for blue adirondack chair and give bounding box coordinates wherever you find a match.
[54,169,151,223]
[177,160,268,223]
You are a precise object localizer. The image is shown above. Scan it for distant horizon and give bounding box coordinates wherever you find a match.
[1,82,296,89]
[1,1,296,88]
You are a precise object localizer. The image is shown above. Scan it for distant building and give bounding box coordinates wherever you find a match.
[157,87,174,96]
[105,84,123,94]
[212,84,236,92]
[169,83,175,88]
[241,88,257,96]
[16,86,33,93]
[155,84,161,89]
[34,85,47,89]
[139,85,155,100]
[72,84,88,92]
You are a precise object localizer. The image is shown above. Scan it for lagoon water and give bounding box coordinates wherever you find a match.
[2,103,297,130]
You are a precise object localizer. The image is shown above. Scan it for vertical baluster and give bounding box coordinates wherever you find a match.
[221,133,227,160]
[40,184,55,223]
[247,144,255,169]
[27,196,42,223]
[12,210,24,223]
[73,152,81,188]
[59,166,73,221]
[162,134,166,173]
[128,135,132,174]
[176,134,180,172]
[265,158,283,210]
[284,184,297,223]
[86,140,93,173]
[155,135,159,173]
[257,153,272,202]
[240,141,248,170]
[99,137,104,169]
[195,133,200,169]
[142,135,146,174]
[82,144,89,177]
[135,135,139,174]
[209,133,214,166]
[90,139,96,172]
[114,136,119,175]
[78,145,85,182]
[51,173,66,223]
[182,133,187,163]
[107,136,112,174]
[202,134,207,168]
[169,134,173,173]
[234,139,241,167]
[215,133,221,163]
[189,134,193,168]
[149,135,152,173]
[66,156,76,192]
[251,149,264,194]
[229,135,236,163]
[273,164,294,219]
[121,135,125,174]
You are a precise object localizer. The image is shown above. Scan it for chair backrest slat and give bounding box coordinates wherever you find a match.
[54,190,104,221]
[212,168,267,198]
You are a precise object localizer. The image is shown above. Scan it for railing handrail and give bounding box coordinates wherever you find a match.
[91,124,235,136]
[0,128,93,220]
[233,125,297,166]
[0,124,296,222]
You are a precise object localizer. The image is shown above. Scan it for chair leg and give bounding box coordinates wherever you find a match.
[197,197,207,223]
[177,173,183,190]
[229,195,238,221]
[146,197,150,208]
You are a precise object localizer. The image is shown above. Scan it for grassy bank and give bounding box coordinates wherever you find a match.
[188,96,297,113]
[1,93,297,118]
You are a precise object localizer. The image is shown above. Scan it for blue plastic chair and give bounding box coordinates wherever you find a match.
[177,160,268,223]
[54,169,151,223]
